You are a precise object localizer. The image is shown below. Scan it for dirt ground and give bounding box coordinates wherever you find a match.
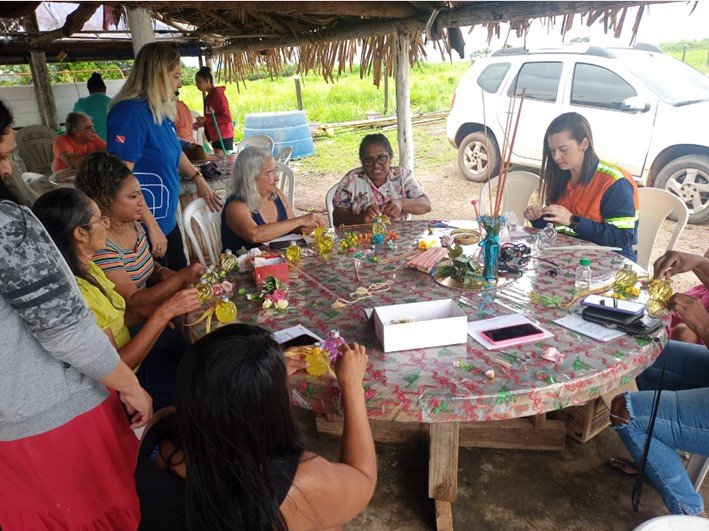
[292,121,707,294]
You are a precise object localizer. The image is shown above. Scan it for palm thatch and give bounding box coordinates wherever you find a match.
[0,1,694,85]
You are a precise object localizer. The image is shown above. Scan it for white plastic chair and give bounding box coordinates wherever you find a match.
[182,198,222,266]
[325,183,338,227]
[190,110,212,153]
[687,454,709,491]
[275,146,293,165]
[16,138,55,176]
[3,168,38,206]
[276,161,295,207]
[15,125,56,145]
[479,170,540,222]
[635,187,689,271]
[236,134,274,154]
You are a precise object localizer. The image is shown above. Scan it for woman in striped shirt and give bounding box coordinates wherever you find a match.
[76,152,205,409]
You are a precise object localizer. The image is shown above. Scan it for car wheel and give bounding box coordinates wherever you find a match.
[457,132,500,183]
[654,155,709,225]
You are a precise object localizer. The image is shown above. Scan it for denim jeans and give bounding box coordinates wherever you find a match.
[612,340,709,515]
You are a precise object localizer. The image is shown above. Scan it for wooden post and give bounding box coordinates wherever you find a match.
[393,30,414,172]
[384,73,389,114]
[22,14,58,130]
[294,76,303,110]
[429,423,458,531]
[127,6,155,56]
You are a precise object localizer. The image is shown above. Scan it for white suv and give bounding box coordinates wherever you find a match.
[446,45,709,223]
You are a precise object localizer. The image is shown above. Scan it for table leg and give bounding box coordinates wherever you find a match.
[429,423,459,531]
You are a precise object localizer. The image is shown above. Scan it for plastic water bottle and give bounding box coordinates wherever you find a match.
[575,258,592,292]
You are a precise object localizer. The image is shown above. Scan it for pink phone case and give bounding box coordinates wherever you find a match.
[480,327,546,348]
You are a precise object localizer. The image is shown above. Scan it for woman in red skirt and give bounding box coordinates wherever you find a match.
[0,101,152,530]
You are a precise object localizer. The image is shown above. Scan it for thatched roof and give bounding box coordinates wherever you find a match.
[0,1,685,84]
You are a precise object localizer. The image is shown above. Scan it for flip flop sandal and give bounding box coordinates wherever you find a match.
[608,457,638,475]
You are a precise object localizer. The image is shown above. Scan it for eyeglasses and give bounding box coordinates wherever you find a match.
[362,154,390,167]
[259,169,279,179]
[84,216,109,228]
[82,125,95,131]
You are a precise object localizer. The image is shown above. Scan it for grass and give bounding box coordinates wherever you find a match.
[179,62,469,140]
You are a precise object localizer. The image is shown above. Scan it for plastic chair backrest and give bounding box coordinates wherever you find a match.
[3,168,38,206]
[325,183,338,228]
[15,125,56,146]
[182,198,222,266]
[687,454,709,491]
[635,187,689,270]
[275,161,295,207]
[479,170,540,222]
[275,146,293,165]
[237,134,274,154]
[16,138,54,176]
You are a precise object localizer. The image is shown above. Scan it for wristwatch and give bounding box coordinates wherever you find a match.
[568,215,580,230]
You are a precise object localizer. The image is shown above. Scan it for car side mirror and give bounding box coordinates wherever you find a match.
[620,96,651,113]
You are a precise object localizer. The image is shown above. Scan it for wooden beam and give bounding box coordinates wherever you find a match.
[428,423,459,502]
[22,14,58,130]
[26,3,99,47]
[393,30,414,172]
[458,418,566,451]
[161,1,421,18]
[212,1,653,54]
[315,415,428,443]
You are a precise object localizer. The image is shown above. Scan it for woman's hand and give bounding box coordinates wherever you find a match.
[334,343,367,393]
[653,250,704,280]
[178,262,205,284]
[381,200,402,219]
[196,178,223,212]
[299,212,327,231]
[157,287,201,321]
[118,384,153,429]
[147,225,168,258]
[670,293,709,337]
[523,204,544,222]
[363,204,381,223]
[540,204,573,226]
[284,350,310,376]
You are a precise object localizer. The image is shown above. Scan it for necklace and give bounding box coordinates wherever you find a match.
[108,220,137,250]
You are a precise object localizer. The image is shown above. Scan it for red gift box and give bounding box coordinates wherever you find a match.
[252,254,289,286]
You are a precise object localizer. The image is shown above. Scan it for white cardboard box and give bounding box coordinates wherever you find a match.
[373,299,468,353]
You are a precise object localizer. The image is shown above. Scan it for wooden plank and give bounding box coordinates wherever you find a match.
[458,418,566,451]
[315,415,427,443]
[434,500,453,531]
[393,30,414,172]
[428,423,459,502]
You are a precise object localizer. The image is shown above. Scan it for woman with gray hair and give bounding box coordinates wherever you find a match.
[52,111,107,171]
[221,147,326,251]
[107,42,221,270]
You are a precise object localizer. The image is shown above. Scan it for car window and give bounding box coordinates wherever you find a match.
[477,63,511,94]
[572,63,636,109]
[507,62,561,102]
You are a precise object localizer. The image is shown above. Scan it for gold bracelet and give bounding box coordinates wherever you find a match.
[192,169,202,180]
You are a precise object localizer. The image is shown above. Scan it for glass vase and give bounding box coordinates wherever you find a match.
[481,230,500,282]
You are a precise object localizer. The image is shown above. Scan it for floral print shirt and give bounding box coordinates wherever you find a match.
[332,166,425,221]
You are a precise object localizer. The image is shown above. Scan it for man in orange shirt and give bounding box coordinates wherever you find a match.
[52,112,107,171]
[174,81,194,143]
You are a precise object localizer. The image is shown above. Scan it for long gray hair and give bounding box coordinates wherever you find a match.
[231,147,273,212]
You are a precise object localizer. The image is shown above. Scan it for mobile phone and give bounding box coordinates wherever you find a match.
[269,238,307,249]
[280,334,319,349]
[481,323,545,345]
[580,295,645,316]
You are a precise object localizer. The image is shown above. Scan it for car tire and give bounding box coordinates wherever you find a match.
[654,154,709,225]
[457,131,500,183]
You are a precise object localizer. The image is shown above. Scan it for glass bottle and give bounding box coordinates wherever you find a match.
[220,249,238,274]
[372,215,388,237]
[648,278,673,303]
[538,222,557,249]
[202,265,220,284]
[615,263,638,289]
[215,295,237,323]
[322,329,348,363]
[196,278,213,303]
[574,258,592,292]
[285,241,302,263]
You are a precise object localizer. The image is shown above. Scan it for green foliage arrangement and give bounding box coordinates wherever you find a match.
[437,243,483,288]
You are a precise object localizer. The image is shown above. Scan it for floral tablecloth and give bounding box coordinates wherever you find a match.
[187,220,666,423]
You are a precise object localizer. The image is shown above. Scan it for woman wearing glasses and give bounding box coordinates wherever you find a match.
[52,111,107,171]
[32,188,200,409]
[332,133,431,226]
[221,147,326,251]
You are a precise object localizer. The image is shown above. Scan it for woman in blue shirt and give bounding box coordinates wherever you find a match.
[107,43,222,270]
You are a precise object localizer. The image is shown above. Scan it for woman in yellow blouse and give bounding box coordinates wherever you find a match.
[33,188,200,407]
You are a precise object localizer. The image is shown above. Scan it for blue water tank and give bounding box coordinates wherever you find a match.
[243,110,315,160]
